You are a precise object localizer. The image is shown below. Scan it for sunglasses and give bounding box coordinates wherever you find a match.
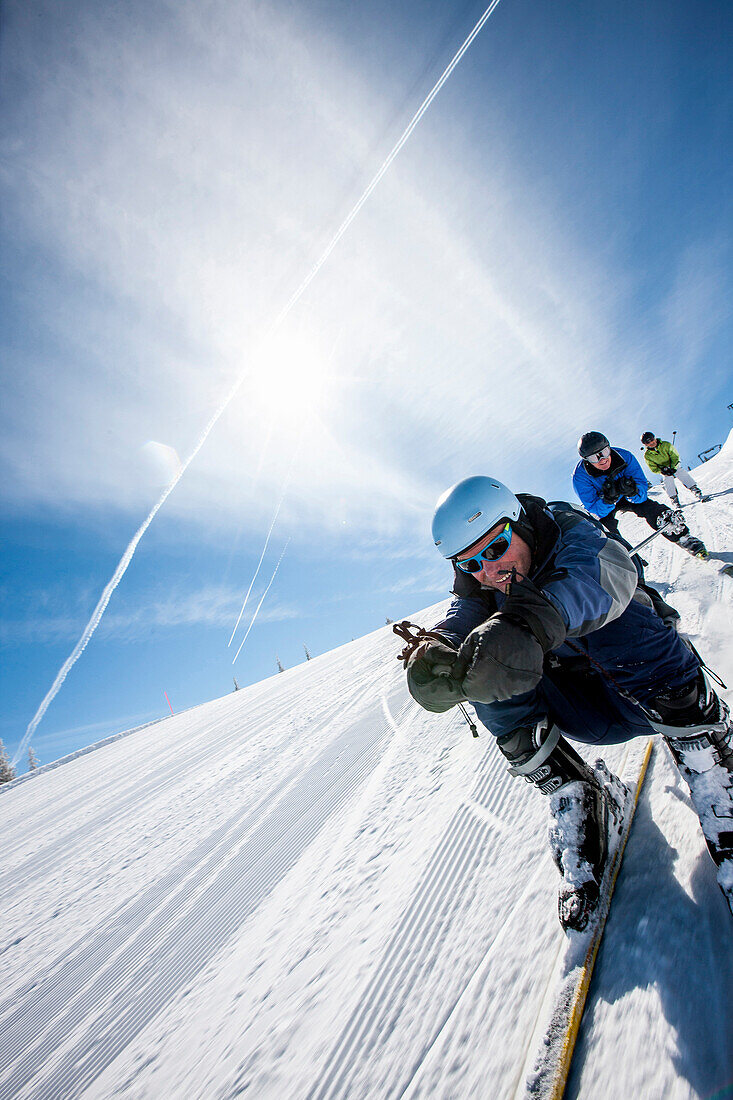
[587,445,611,463]
[455,523,513,573]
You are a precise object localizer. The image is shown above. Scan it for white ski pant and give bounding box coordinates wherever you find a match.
[662,464,699,502]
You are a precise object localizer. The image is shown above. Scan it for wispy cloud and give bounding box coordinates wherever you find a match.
[3,0,726,546]
[0,584,300,647]
[1,0,646,540]
[660,239,731,372]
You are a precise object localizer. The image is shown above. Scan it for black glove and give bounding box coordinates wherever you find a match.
[500,576,567,652]
[406,640,468,713]
[453,615,544,703]
[660,465,675,476]
[601,477,621,505]
[617,475,637,497]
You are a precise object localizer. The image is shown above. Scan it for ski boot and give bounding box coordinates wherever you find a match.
[649,672,733,915]
[668,494,681,507]
[496,720,627,932]
[692,487,705,502]
[677,533,709,560]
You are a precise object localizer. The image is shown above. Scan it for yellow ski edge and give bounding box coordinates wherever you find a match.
[545,736,654,1099]
[521,739,651,1100]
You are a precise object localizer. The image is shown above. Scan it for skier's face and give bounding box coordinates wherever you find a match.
[458,522,532,592]
[590,452,612,472]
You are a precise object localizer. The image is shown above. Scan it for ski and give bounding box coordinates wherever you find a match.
[628,507,732,578]
[681,553,733,579]
[672,539,733,579]
[662,737,733,917]
[517,738,654,1100]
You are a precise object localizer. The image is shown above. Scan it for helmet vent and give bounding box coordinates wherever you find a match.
[468,511,482,522]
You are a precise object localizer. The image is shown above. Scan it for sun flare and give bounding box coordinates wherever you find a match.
[250,330,333,425]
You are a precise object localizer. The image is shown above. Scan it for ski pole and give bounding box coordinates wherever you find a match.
[628,500,693,554]
[629,524,673,555]
[392,621,478,739]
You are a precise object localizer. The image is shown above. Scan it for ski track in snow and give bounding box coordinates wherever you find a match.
[1,444,732,1099]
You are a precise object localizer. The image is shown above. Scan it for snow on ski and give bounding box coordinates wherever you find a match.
[695,557,733,579]
[517,737,654,1100]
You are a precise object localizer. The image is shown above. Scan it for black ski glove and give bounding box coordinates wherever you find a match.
[453,615,544,703]
[406,639,468,713]
[601,477,621,505]
[453,578,566,704]
[660,465,675,476]
[617,475,637,498]
[500,576,567,651]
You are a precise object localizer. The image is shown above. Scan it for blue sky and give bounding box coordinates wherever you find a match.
[1,0,731,769]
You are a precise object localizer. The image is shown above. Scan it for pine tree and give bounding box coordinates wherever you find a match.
[276,656,285,673]
[28,747,40,771]
[385,616,394,624]
[304,644,311,661]
[0,740,16,785]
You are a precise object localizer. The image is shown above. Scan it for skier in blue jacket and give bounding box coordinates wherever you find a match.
[572,431,707,558]
[401,476,732,930]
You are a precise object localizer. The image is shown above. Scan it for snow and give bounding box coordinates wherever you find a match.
[2,439,733,1099]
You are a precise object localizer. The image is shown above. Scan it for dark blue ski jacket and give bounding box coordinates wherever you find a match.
[433,498,637,648]
[572,446,648,518]
[428,496,697,744]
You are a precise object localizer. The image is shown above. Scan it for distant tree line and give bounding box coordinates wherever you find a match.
[0,742,41,785]
[0,740,15,784]
[268,621,396,677]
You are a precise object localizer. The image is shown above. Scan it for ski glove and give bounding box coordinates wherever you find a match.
[500,576,567,652]
[406,639,468,713]
[453,578,567,704]
[453,615,545,703]
[660,465,676,476]
[617,475,638,498]
[601,478,621,505]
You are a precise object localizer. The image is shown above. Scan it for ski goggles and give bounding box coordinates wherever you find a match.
[586,445,611,464]
[454,523,514,573]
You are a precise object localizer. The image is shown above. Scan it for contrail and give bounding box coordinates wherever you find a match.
[227,484,288,647]
[227,327,340,649]
[12,414,222,766]
[232,540,291,665]
[273,0,504,324]
[17,0,504,757]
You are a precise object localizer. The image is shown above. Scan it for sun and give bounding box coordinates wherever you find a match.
[250,329,333,426]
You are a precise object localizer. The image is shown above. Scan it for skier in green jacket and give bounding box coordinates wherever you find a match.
[640,432,704,507]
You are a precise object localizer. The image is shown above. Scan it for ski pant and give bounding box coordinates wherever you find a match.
[600,498,687,543]
[471,596,699,747]
[662,465,699,502]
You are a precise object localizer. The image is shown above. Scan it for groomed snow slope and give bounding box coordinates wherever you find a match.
[2,439,733,1100]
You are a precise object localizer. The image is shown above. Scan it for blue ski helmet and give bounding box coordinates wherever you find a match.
[432,476,523,559]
